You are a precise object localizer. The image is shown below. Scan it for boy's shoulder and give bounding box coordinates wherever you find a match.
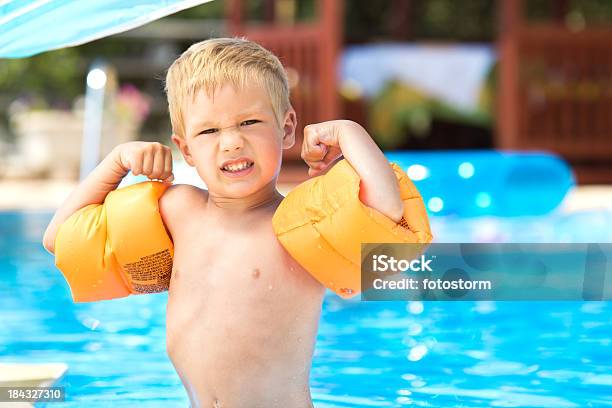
[159,184,208,235]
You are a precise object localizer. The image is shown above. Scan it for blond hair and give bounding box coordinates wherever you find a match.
[164,37,290,138]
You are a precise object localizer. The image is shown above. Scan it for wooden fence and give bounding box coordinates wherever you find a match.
[498,0,612,182]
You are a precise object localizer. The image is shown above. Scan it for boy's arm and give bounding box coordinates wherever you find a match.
[301,120,404,223]
[42,142,174,254]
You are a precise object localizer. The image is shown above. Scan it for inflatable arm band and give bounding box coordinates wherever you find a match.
[273,159,432,298]
[54,182,173,302]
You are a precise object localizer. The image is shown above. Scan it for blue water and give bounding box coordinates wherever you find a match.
[1,211,611,407]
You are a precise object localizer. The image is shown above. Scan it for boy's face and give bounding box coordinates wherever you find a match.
[172,82,295,198]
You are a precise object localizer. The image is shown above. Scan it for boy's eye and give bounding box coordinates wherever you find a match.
[240,119,260,126]
[199,128,218,135]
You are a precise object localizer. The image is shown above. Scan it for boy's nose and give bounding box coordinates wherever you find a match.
[219,128,244,152]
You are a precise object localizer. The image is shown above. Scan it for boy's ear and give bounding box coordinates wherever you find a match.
[171,134,195,167]
[281,108,297,150]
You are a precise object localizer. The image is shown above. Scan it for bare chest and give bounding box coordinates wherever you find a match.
[172,222,290,286]
[165,216,325,355]
[167,216,323,310]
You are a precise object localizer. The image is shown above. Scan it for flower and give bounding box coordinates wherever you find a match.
[116,84,151,124]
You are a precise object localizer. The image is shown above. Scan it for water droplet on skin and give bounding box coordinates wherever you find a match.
[297,337,302,343]
[252,268,260,278]
[317,244,322,249]
[268,284,273,290]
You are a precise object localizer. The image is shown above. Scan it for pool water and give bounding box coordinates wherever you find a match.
[0,211,611,407]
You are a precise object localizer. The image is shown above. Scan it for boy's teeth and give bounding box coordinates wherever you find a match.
[224,161,251,172]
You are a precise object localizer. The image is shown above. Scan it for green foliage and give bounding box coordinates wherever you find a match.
[569,0,612,25]
[173,0,315,23]
[0,48,82,106]
[345,0,612,43]
[345,0,496,42]
[369,79,493,149]
[172,0,225,19]
[369,81,432,149]
[413,0,495,41]
[526,0,612,25]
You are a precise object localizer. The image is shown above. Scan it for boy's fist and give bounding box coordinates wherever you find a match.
[301,121,345,177]
[115,141,174,183]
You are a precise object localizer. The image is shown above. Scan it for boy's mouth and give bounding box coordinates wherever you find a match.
[220,158,255,177]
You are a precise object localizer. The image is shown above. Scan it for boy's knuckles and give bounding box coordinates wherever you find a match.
[131,149,143,160]
[153,162,165,175]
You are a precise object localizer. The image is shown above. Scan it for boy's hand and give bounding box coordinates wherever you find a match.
[115,141,174,183]
[302,119,404,222]
[42,140,174,254]
[301,121,346,177]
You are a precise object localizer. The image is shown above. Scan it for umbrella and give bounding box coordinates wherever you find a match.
[0,0,213,58]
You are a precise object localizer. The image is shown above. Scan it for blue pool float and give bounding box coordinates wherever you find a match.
[385,151,575,217]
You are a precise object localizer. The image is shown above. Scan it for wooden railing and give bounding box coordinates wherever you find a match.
[516,28,612,159]
[498,1,612,183]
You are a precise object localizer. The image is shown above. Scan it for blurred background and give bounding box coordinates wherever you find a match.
[1,0,612,190]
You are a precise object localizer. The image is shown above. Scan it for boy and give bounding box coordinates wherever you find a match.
[43,38,429,407]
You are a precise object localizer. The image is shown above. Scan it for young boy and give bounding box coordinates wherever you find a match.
[43,38,430,407]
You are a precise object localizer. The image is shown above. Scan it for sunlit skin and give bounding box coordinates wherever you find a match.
[42,80,404,407]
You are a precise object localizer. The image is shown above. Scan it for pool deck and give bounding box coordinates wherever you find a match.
[2,179,612,213]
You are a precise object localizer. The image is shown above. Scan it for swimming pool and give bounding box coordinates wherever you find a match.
[1,211,610,407]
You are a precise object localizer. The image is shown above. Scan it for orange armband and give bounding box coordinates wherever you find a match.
[54,182,173,302]
[273,159,432,298]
